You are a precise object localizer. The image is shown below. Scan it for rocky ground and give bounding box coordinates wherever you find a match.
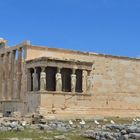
[0,113,140,140]
[82,122,140,140]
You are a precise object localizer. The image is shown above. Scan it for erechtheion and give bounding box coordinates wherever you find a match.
[0,38,140,119]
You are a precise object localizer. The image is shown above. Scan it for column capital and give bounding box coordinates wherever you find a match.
[12,49,16,54]
[87,70,92,76]
[33,67,38,73]
[17,47,22,51]
[41,66,46,72]
[5,52,9,56]
[72,68,76,74]
[57,67,61,73]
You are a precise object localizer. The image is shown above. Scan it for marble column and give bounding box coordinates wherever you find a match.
[10,50,15,99]
[71,69,76,93]
[82,70,87,93]
[40,67,46,91]
[27,69,32,91]
[0,55,3,100]
[13,50,17,99]
[32,67,39,91]
[17,48,22,99]
[1,54,5,100]
[86,71,93,94]
[20,47,26,100]
[56,68,62,91]
[4,53,8,99]
[7,52,12,100]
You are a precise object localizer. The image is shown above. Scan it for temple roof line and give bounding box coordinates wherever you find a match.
[1,39,139,61]
[30,45,140,61]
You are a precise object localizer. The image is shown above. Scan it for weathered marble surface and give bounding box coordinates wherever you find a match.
[56,73,62,91]
[71,74,76,92]
[40,71,46,91]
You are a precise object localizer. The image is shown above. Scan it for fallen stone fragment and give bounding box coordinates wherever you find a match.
[106,124,125,131]
[122,134,129,140]
[56,125,67,132]
[10,121,18,128]
[126,126,137,133]
[11,112,21,118]
[129,133,140,139]
[54,135,66,140]
[82,130,123,140]
[121,129,127,135]
[17,125,24,131]
[38,124,53,130]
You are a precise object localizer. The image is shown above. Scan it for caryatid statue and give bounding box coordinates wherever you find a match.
[32,68,39,91]
[56,68,62,91]
[40,67,46,91]
[87,73,94,94]
[71,73,76,92]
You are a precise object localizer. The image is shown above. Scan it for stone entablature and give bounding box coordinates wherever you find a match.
[26,57,93,70]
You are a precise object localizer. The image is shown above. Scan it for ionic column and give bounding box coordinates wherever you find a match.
[7,52,12,100]
[10,50,16,99]
[1,54,5,100]
[32,67,39,91]
[82,70,87,93]
[4,53,8,99]
[20,47,26,100]
[0,55,3,100]
[71,69,76,93]
[27,69,32,91]
[13,52,17,99]
[86,71,93,94]
[17,48,22,99]
[56,68,62,92]
[40,67,46,91]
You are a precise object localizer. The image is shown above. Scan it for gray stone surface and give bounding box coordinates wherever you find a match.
[129,133,140,139]
[54,135,66,140]
[39,124,53,130]
[82,121,140,140]
[2,116,140,140]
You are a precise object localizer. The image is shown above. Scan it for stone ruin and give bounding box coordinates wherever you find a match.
[0,38,140,119]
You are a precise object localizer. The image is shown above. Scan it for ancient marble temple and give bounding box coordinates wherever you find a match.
[0,38,140,118]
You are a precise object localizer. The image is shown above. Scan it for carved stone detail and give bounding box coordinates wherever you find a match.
[71,74,76,92]
[86,75,94,94]
[56,72,62,91]
[55,68,62,91]
[40,67,46,91]
[32,68,39,91]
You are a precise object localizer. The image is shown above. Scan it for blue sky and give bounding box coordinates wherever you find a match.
[0,0,140,57]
